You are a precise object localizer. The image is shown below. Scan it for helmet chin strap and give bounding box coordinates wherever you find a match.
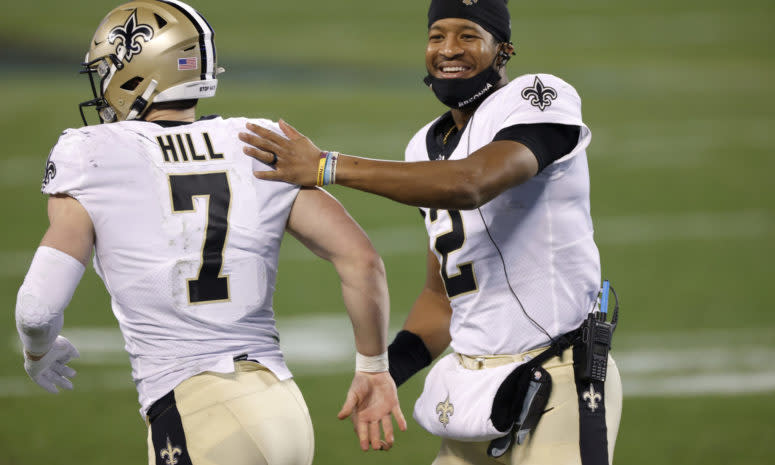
[126,79,158,121]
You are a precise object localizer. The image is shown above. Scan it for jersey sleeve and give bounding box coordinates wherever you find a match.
[40,129,89,197]
[493,123,581,172]
[499,74,585,128]
[495,74,592,164]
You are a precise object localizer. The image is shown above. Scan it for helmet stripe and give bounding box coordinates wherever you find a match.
[156,0,215,81]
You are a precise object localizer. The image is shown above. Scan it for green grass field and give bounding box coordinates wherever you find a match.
[1,1,773,464]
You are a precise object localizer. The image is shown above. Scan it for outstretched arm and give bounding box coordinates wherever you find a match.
[285,187,407,451]
[239,120,538,210]
[16,194,94,392]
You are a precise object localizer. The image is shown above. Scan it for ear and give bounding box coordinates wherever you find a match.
[496,42,516,68]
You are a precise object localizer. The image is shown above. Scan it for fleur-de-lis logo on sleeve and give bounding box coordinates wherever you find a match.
[108,10,154,63]
[159,436,182,465]
[41,147,56,188]
[521,76,558,111]
[436,395,455,427]
[42,161,56,188]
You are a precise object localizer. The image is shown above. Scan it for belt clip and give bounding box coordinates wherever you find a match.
[475,357,485,369]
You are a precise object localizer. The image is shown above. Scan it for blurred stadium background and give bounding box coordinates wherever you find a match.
[1,0,773,464]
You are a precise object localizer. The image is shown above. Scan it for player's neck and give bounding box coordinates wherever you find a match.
[144,107,196,123]
[450,109,473,130]
[449,75,509,129]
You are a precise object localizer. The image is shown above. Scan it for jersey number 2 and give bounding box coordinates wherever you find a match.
[168,172,231,303]
[430,209,478,298]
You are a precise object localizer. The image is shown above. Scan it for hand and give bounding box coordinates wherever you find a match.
[239,119,323,186]
[337,371,407,452]
[24,335,79,393]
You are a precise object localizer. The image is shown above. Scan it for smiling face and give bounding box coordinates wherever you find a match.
[426,17,500,80]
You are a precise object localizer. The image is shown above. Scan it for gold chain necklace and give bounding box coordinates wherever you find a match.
[442,124,458,145]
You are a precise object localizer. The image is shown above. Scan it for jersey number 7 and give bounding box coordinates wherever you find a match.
[168,172,231,304]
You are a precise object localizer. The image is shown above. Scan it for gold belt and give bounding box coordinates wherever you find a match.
[457,344,573,370]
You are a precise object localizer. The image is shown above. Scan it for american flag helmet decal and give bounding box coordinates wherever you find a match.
[177,57,198,70]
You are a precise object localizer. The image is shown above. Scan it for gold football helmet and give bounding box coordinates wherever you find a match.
[79,0,222,124]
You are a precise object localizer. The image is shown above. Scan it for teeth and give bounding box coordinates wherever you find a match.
[442,66,465,73]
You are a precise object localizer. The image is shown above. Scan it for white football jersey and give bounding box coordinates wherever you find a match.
[41,116,299,416]
[405,74,601,356]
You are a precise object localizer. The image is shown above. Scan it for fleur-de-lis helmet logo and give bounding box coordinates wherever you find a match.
[462,0,479,5]
[108,10,154,63]
[521,76,558,111]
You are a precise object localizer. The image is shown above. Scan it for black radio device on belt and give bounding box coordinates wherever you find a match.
[578,280,619,382]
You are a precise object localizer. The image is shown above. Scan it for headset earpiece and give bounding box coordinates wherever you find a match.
[496,42,516,67]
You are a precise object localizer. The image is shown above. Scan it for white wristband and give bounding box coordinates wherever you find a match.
[355,351,389,372]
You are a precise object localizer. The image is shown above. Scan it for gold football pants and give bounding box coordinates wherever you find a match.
[146,361,314,465]
[433,349,622,465]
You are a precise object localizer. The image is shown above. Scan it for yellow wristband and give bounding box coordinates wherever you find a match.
[316,153,327,186]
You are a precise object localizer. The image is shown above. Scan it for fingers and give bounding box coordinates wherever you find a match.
[278,119,303,139]
[253,170,284,182]
[381,415,395,448]
[61,339,80,359]
[44,361,76,391]
[37,375,59,394]
[239,132,283,161]
[51,373,74,391]
[369,420,383,451]
[393,404,408,431]
[36,366,74,392]
[53,362,76,379]
[243,145,278,167]
[244,122,288,145]
[356,419,369,451]
[337,391,357,420]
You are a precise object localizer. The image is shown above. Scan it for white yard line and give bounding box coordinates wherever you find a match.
[623,372,775,397]
[3,322,774,397]
[594,210,773,244]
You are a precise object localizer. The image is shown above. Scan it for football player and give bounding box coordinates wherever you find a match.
[239,0,622,464]
[15,1,405,463]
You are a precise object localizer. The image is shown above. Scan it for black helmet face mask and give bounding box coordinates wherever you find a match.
[79,54,121,125]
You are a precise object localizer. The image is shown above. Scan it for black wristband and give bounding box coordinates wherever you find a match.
[388,330,432,387]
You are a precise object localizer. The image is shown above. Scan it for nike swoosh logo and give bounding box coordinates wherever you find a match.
[93,40,103,46]
[542,407,555,414]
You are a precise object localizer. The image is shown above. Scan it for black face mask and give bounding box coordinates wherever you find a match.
[423,61,502,110]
